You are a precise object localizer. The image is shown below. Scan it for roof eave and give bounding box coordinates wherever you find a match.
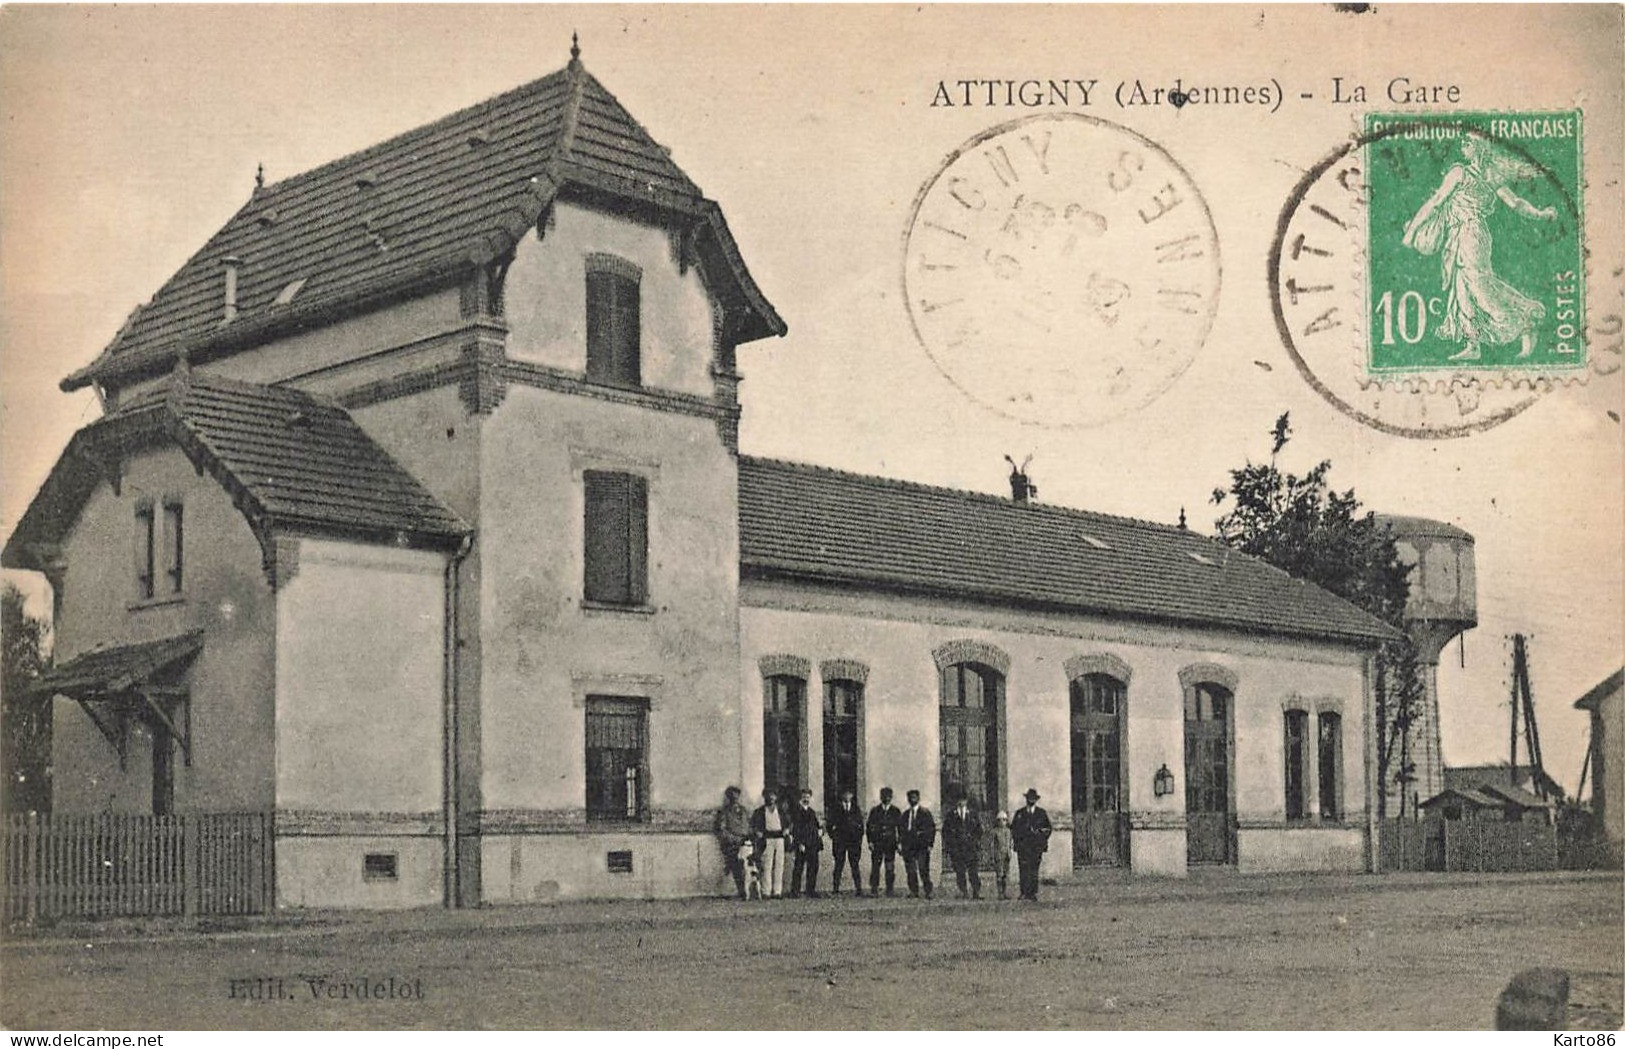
[63,254,476,393]
[740,560,1395,648]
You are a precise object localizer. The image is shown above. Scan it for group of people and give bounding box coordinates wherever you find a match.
[715,784,1054,902]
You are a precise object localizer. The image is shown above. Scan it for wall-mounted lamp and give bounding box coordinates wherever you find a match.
[1153,763,1175,798]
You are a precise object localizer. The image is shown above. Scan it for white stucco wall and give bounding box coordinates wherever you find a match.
[740,579,1374,877]
[49,445,277,816]
[273,537,448,908]
[503,202,718,398]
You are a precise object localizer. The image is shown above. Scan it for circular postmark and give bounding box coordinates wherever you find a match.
[1271,116,1589,439]
[903,114,1221,428]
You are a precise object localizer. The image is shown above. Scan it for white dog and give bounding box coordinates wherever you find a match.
[740,843,764,901]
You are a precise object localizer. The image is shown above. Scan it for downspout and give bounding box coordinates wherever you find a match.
[443,533,473,907]
[1363,647,1379,874]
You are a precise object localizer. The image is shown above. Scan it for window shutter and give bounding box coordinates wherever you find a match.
[611,276,641,386]
[585,271,614,382]
[134,504,155,600]
[584,471,629,603]
[162,503,184,593]
[627,473,648,604]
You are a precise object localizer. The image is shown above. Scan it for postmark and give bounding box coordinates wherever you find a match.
[903,113,1221,428]
[1271,118,1591,439]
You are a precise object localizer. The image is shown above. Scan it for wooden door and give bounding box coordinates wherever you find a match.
[1071,675,1126,866]
[1184,683,1233,864]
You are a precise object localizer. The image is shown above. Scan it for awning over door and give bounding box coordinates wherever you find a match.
[32,631,203,767]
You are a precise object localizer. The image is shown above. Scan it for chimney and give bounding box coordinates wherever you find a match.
[1004,455,1037,504]
[222,256,242,323]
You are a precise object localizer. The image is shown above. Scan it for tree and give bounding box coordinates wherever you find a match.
[2,582,51,813]
[1211,413,1422,818]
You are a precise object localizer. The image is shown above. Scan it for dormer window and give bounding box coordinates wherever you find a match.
[585,254,641,387]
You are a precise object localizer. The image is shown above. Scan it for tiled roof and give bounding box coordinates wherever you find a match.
[33,631,204,699]
[3,373,467,571]
[738,457,1399,645]
[64,54,783,393]
[1418,787,1502,810]
[1445,764,1564,800]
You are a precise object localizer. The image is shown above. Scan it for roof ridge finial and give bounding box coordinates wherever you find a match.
[569,30,581,68]
[255,162,265,191]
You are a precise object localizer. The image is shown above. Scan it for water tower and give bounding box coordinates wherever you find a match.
[1375,515,1477,811]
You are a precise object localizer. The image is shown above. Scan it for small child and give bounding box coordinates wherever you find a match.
[991,811,1014,899]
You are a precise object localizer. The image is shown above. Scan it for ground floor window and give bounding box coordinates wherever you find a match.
[586,696,649,822]
[939,662,1003,812]
[823,679,861,811]
[1318,711,1342,821]
[763,674,805,798]
[1284,709,1310,821]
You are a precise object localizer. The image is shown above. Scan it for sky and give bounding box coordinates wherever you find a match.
[1,5,1620,794]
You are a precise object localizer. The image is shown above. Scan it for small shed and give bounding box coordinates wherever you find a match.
[1419,787,1505,822]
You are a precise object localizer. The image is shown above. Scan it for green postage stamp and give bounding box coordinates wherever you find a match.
[1364,111,1584,375]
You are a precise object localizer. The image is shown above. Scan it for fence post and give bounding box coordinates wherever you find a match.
[26,814,40,924]
[183,813,199,918]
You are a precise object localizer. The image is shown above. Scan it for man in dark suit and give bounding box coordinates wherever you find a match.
[941,795,983,899]
[826,787,865,896]
[899,789,937,899]
[865,787,903,896]
[1011,787,1053,901]
[789,788,825,898]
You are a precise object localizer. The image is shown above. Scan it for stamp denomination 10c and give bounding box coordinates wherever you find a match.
[1365,111,1585,375]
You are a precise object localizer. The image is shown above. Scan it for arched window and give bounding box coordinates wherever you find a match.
[939,662,1003,813]
[823,679,863,811]
[585,255,641,387]
[1183,680,1234,865]
[1071,673,1127,866]
[763,674,805,797]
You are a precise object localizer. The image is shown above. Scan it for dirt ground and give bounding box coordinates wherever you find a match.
[1,870,1619,1031]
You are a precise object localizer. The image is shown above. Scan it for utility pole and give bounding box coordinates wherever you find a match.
[1508,633,1549,800]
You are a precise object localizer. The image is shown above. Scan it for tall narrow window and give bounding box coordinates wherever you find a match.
[763,675,804,798]
[1284,709,1310,821]
[1070,673,1127,867]
[1318,712,1343,821]
[823,679,862,812]
[162,501,184,594]
[585,258,641,387]
[134,502,156,601]
[583,471,648,606]
[939,662,1003,814]
[585,696,649,822]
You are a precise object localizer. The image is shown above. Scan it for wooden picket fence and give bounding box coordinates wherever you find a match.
[1378,817,1558,873]
[2,812,273,922]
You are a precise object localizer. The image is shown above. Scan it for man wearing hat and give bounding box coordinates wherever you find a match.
[1011,788,1053,901]
[865,787,903,896]
[789,788,825,898]
[751,788,789,899]
[714,786,751,899]
[941,794,983,899]
[827,787,866,896]
[898,789,937,899]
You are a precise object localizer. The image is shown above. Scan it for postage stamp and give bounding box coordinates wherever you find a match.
[1268,116,1596,440]
[1363,111,1585,375]
[902,113,1220,429]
